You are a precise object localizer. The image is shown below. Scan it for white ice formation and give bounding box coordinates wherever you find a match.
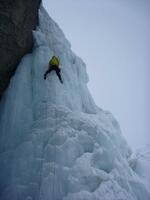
[131,144,150,193]
[0,6,149,200]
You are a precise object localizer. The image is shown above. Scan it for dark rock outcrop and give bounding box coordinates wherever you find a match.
[0,0,41,99]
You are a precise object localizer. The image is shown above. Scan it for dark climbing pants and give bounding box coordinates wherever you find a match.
[44,65,63,83]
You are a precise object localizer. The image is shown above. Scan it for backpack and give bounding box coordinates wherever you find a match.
[49,56,60,66]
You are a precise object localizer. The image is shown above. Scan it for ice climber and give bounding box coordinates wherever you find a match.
[44,56,63,83]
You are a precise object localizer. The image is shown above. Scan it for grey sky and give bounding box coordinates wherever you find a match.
[43,0,150,149]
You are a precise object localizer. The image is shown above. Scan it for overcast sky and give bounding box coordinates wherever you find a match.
[43,0,150,149]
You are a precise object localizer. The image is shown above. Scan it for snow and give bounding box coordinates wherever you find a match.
[0,5,149,200]
[133,144,150,192]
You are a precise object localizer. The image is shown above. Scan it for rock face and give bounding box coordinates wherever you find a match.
[0,0,41,99]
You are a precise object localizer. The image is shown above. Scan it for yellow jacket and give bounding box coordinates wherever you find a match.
[49,56,60,67]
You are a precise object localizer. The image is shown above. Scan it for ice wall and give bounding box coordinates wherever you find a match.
[0,6,149,200]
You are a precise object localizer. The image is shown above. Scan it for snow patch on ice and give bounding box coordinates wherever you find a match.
[132,144,150,193]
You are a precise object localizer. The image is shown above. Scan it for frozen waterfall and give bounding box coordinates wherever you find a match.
[0,6,149,200]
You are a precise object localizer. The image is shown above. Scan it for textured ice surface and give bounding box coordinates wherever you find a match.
[0,6,149,200]
[131,145,150,193]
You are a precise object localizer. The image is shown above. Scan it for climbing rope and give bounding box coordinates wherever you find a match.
[38,61,59,200]
[52,78,58,199]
